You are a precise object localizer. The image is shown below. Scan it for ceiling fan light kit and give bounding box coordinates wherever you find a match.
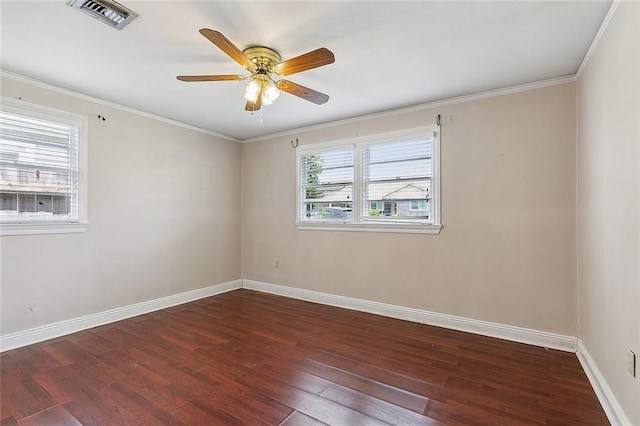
[177,29,334,113]
[242,46,282,107]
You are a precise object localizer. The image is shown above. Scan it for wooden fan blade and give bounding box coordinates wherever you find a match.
[177,75,245,82]
[245,95,262,112]
[273,48,335,76]
[199,28,256,71]
[277,80,329,105]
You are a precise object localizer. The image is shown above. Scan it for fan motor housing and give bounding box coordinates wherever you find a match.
[243,46,281,70]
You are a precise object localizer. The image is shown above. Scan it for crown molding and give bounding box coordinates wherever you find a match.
[241,75,576,143]
[576,0,621,79]
[0,69,240,143]
[1,68,578,145]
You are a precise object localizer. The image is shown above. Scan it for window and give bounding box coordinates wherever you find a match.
[410,200,428,211]
[369,201,383,214]
[0,98,88,236]
[297,126,441,234]
[299,147,354,222]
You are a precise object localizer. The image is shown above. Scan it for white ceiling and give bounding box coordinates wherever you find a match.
[1,1,611,141]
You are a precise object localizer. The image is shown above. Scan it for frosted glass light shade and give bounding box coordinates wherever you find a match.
[262,80,280,105]
[244,79,262,103]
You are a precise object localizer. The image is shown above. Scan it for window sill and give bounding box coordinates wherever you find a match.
[297,222,442,234]
[0,222,89,236]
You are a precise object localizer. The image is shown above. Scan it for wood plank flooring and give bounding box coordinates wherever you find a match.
[1,289,608,425]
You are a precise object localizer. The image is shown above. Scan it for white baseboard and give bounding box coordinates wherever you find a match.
[576,340,632,426]
[0,280,242,352]
[0,278,579,354]
[242,279,578,352]
[4,278,625,422]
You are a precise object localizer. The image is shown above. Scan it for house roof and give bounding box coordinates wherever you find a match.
[379,183,429,201]
[310,181,429,203]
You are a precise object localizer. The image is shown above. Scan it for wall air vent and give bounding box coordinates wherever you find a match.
[67,0,138,30]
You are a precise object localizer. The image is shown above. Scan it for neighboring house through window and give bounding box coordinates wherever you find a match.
[0,98,88,236]
[297,125,441,234]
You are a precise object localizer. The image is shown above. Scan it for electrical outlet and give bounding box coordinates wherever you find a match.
[628,350,636,378]
[274,260,280,269]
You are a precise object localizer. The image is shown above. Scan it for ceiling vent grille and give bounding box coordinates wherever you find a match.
[67,0,138,30]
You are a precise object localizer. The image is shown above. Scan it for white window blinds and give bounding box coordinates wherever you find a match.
[363,137,433,222]
[296,126,441,234]
[0,110,80,223]
[299,147,354,222]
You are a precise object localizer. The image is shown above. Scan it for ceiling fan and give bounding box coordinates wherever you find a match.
[177,29,335,112]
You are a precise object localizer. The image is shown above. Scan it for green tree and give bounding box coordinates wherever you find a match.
[305,154,322,199]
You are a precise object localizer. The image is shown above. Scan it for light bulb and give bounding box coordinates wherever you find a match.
[261,79,280,105]
[244,79,261,103]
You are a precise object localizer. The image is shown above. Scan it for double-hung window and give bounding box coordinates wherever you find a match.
[0,98,88,236]
[299,146,355,221]
[297,126,441,234]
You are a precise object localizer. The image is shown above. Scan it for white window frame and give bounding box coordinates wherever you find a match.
[297,126,441,234]
[0,97,88,236]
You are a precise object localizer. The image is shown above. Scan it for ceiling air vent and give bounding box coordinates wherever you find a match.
[67,0,138,30]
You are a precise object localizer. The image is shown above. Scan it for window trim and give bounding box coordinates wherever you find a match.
[296,126,441,234]
[0,97,89,236]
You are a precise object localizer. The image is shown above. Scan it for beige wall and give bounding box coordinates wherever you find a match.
[577,2,640,424]
[0,77,242,335]
[242,83,577,335]
[1,78,580,341]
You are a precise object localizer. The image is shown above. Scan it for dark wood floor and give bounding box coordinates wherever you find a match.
[1,289,608,425]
